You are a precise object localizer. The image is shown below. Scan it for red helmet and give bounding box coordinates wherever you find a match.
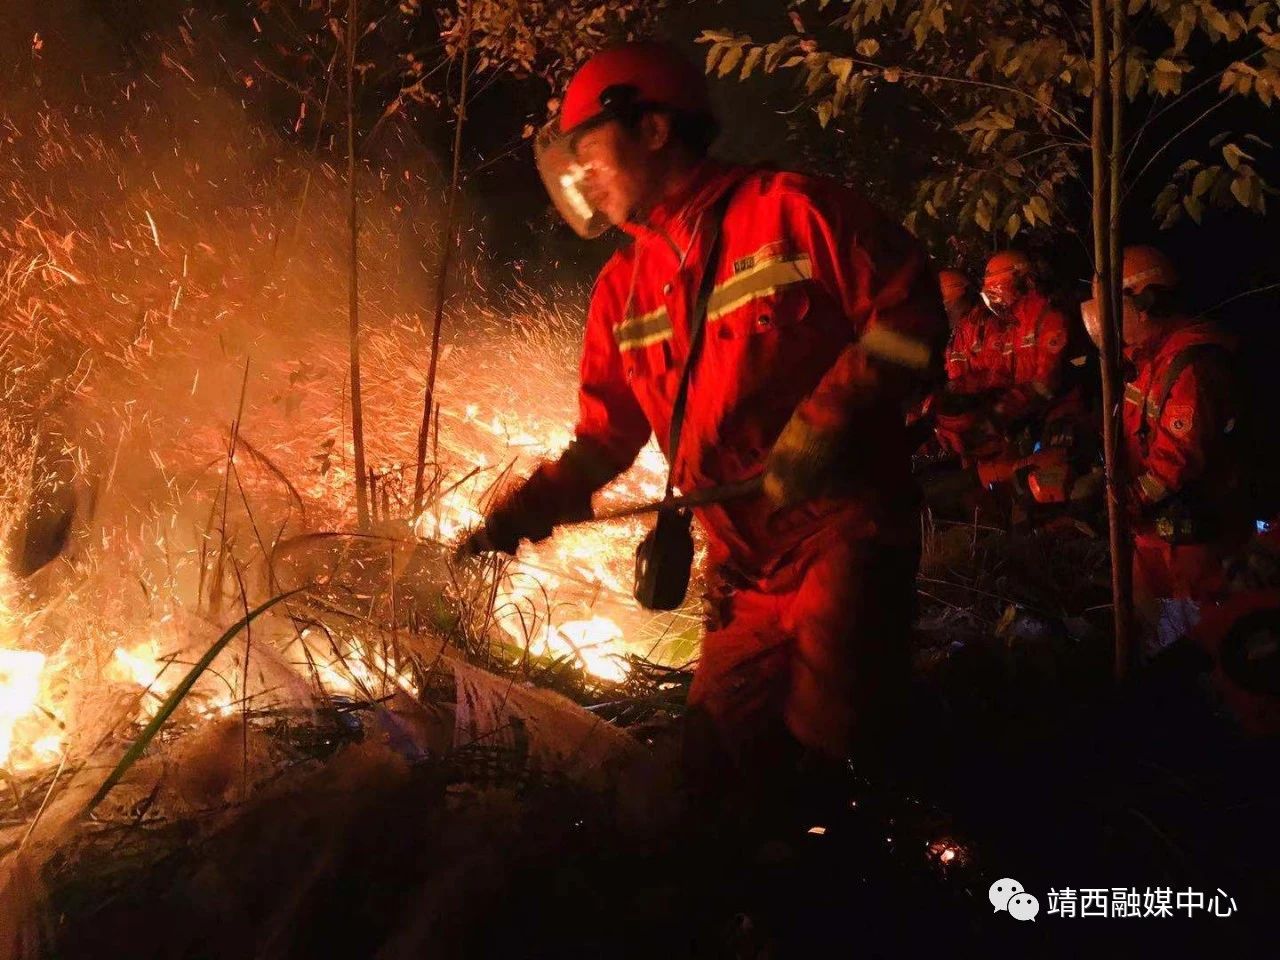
[981,251,1034,313]
[1121,245,1178,295]
[1080,296,1101,350]
[559,42,712,136]
[538,43,714,239]
[1117,246,1178,349]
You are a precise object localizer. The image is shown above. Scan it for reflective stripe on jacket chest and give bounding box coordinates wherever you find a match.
[613,247,813,354]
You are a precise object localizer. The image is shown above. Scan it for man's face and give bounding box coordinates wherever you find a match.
[571,118,662,227]
[980,275,1026,319]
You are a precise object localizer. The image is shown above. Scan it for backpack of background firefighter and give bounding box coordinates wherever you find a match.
[1139,336,1273,535]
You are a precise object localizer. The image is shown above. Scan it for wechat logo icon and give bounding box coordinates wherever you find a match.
[990,878,1040,922]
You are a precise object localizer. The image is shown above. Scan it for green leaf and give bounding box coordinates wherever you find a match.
[1005,213,1022,238]
[1256,73,1275,106]
[828,56,855,83]
[1231,173,1256,209]
[1030,194,1052,224]
[1204,7,1236,41]
[1152,58,1185,95]
[1173,8,1195,51]
[764,37,799,73]
[718,45,744,78]
[83,588,306,818]
[705,44,724,76]
[1223,142,1252,169]
[1191,167,1218,198]
[1183,193,1204,223]
[805,62,830,94]
[1126,55,1146,99]
[974,200,993,232]
[1154,181,1180,215]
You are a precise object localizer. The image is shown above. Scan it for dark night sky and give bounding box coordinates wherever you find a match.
[4,0,1276,350]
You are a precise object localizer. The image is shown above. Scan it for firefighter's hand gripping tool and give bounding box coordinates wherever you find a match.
[455,476,763,559]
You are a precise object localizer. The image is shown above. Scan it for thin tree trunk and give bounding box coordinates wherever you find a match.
[1109,0,1134,680]
[1092,0,1131,682]
[347,0,370,531]
[412,0,474,517]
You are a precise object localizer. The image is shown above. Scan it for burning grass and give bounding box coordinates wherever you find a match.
[9,11,1271,958]
[0,26,709,955]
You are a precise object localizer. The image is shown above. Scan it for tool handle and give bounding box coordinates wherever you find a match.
[589,475,763,524]
[455,475,763,559]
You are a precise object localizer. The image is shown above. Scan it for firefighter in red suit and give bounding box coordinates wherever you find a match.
[472,43,947,783]
[1082,246,1248,654]
[935,251,1080,485]
[1194,523,1280,736]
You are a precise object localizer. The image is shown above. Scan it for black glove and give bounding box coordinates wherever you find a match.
[763,412,843,508]
[480,466,593,555]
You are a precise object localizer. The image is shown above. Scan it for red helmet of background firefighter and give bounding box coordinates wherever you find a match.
[937,269,975,330]
[474,42,948,799]
[932,250,1089,505]
[979,250,1035,319]
[1084,245,1248,658]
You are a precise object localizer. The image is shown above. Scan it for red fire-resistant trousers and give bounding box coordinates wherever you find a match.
[686,512,919,772]
[1131,533,1232,657]
[1132,534,1227,606]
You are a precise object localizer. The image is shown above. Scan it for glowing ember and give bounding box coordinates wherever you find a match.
[0,61,707,781]
[927,838,968,868]
[525,616,629,683]
[0,648,46,769]
[304,632,420,700]
[109,641,175,696]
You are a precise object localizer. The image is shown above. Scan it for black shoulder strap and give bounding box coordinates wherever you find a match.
[663,186,737,496]
[1150,342,1231,423]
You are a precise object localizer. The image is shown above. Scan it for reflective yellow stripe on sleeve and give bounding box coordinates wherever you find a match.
[860,325,934,371]
[614,304,672,351]
[1137,472,1168,503]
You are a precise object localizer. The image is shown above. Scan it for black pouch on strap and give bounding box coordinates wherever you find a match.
[633,507,695,611]
[631,186,736,611]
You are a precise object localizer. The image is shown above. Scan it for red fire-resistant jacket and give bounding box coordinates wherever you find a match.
[944,289,1072,418]
[936,289,1079,462]
[1122,320,1242,538]
[544,161,947,574]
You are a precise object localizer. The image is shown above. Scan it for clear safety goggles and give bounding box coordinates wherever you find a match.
[1081,293,1144,349]
[534,119,613,239]
[979,289,1011,315]
[1080,297,1102,349]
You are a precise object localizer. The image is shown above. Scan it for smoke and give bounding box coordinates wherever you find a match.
[0,0,683,798]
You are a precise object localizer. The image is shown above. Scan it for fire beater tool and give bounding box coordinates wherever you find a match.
[456,475,762,558]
